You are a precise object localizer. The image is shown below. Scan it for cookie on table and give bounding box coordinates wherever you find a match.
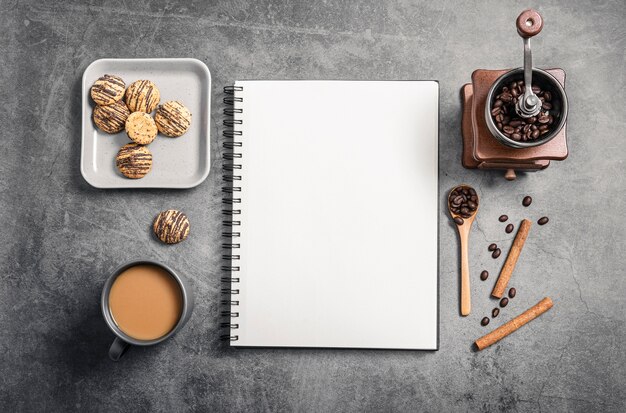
[115,143,152,179]
[125,112,158,145]
[125,80,160,113]
[93,101,130,134]
[90,74,126,106]
[155,101,192,137]
[153,210,190,244]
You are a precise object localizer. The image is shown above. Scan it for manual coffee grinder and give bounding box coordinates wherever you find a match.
[461,9,569,180]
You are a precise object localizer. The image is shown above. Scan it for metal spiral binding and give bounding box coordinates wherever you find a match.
[221,85,243,342]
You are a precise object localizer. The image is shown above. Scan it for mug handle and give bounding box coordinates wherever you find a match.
[109,337,130,361]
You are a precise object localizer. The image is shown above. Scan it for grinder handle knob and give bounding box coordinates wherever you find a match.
[516,9,543,38]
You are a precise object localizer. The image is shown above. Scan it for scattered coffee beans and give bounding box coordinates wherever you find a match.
[523,196,532,207]
[492,248,501,259]
[488,243,497,251]
[449,186,479,219]
[492,308,500,318]
[538,216,549,225]
[481,317,490,326]
[505,223,514,233]
[480,270,489,281]
[490,81,556,141]
[500,297,509,307]
[499,215,508,222]
[508,288,516,298]
[453,217,464,226]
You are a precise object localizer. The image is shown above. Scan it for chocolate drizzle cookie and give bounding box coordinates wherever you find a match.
[125,112,158,145]
[155,101,192,137]
[93,101,130,134]
[125,80,160,113]
[153,210,190,244]
[90,74,126,106]
[116,143,152,179]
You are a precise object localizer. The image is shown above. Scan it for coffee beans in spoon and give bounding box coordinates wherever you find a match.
[491,81,555,141]
[449,186,479,220]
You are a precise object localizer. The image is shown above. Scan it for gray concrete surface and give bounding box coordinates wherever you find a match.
[1,0,624,411]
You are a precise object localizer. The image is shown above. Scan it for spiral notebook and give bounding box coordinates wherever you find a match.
[222,81,439,349]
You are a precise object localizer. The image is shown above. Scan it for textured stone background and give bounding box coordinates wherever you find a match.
[1,0,624,411]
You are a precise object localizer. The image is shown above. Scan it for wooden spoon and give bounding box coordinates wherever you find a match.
[448,185,479,316]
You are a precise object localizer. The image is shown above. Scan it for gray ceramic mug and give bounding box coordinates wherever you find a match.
[101,260,194,361]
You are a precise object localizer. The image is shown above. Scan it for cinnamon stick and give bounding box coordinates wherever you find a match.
[491,219,532,298]
[475,297,553,350]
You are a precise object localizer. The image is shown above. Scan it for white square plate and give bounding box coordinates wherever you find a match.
[81,58,211,188]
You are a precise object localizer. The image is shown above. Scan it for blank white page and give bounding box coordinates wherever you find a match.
[232,80,438,349]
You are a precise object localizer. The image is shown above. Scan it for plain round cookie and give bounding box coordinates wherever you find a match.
[93,101,130,134]
[125,80,160,113]
[116,143,152,179]
[155,101,192,137]
[125,112,158,145]
[90,74,126,106]
[153,210,190,244]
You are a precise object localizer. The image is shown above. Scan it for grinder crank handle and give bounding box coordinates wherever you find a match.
[516,9,544,118]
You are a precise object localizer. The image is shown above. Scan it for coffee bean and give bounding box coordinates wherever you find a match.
[522,196,532,207]
[454,217,464,225]
[481,317,490,326]
[480,270,489,281]
[544,91,552,101]
[503,125,515,134]
[532,130,540,139]
[492,248,501,259]
[542,102,552,110]
[492,308,500,318]
[499,215,508,222]
[505,224,514,233]
[508,288,516,298]
[494,99,503,108]
[460,207,469,214]
[538,216,549,225]
[488,243,497,251]
[511,133,521,141]
[467,201,477,210]
[491,107,501,116]
[500,297,509,307]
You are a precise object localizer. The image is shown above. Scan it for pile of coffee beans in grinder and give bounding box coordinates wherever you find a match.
[450,186,478,225]
[490,81,556,142]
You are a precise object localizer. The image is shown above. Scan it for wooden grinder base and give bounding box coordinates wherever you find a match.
[461,68,568,180]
